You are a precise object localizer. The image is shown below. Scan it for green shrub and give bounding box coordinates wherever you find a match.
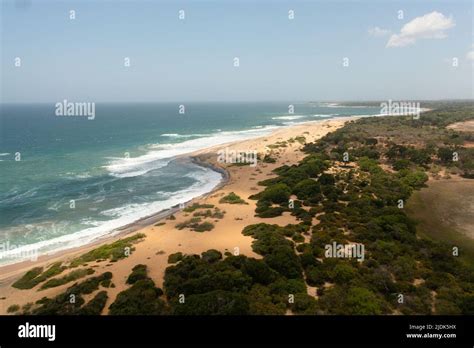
[219,192,247,204]
[109,279,167,315]
[7,304,20,313]
[201,249,222,263]
[183,203,215,212]
[172,290,249,315]
[293,179,320,200]
[79,291,108,315]
[12,262,66,289]
[70,234,145,267]
[168,252,183,264]
[40,268,95,290]
[32,272,113,315]
[258,183,291,204]
[126,264,148,285]
[194,221,214,232]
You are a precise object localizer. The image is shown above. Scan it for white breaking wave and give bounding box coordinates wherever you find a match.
[0,166,222,266]
[104,125,280,178]
[312,114,339,117]
[160,133,210,138]
[104,154,170,178]
[271,115,306,120]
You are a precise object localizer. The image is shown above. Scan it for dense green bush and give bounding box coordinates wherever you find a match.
[31,272,112,315]
[109,279,167,315]
[168,252,184,264]
[13,263,66,289]
[172,290,249,315]
[40,268,95,290]
[219,192,247,204]
[126,264,148,285]
[201,249,222,263]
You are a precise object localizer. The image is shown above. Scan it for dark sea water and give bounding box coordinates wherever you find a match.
[0,102,380,264]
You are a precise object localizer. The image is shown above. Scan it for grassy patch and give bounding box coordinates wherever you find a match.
[194,221,215,232]
[406,179,474,263]
[219,192,247,204]
[268,141,288,149]
[40,268,95,290]
[69,233,145,267]
[79,291,108,315]
[109,266,167,315]
[176,218,215,232]
[31,272,112,315]
[7,304,20,313]
[183,203,215,213]
[12,262,66,290]
[263,155,277,163]
[193,207,225,219]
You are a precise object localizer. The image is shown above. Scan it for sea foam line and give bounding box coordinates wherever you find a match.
[0,166,222,266]
[104,125,280,178]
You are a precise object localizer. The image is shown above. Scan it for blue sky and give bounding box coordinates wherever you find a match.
[1,0,473,102]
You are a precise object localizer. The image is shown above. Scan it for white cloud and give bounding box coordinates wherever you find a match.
[368,26,391,37]
[386,11,455,48]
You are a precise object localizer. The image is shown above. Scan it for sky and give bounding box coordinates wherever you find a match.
[1,0,473,102]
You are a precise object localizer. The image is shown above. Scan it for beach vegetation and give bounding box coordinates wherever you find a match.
[231,105,474,314]
[7,304,20,313]
[201,249,222,263]
[193,207,225,219]
[79,291,108,315]
[176,218,215,232]
[219,192,247,204]
[69,233,145,267]
[263,155,277,163]
[109,267,167,315]
[172,290,249,315]
[126,264,148,285]
[168,252,184,264]
[30,272,112,315]
[183,203,215,212]
[12,262,66,290]
[40,268,95,290]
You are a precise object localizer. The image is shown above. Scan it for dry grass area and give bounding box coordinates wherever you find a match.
[406,177,474,260]
[447,120,474,133]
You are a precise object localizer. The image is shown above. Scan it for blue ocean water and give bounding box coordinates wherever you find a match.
[0,102,379,264]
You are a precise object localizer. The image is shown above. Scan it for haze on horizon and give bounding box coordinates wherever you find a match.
[1,0,473,103]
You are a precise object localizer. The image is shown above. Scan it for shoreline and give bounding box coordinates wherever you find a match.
[0,117,358,277]
[0,157,230,282]
[0,116,358,312]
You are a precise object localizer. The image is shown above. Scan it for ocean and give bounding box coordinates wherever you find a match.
[0,102,380,265]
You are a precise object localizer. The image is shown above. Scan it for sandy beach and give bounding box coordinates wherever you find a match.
[0,117,353,314]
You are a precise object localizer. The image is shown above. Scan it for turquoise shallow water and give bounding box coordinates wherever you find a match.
[0,102,380,264]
